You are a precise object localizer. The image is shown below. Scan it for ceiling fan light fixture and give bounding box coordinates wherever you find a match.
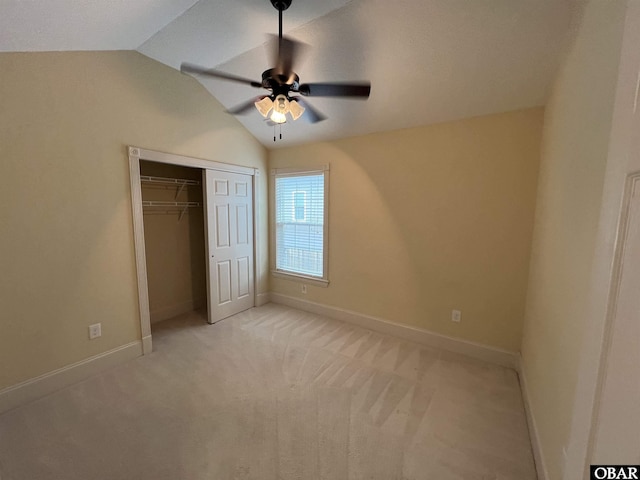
[254,96,273,117]
[181,0,371,137]
[288,99,305,121]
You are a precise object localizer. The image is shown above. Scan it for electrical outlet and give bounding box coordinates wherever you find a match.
[89,323,102,339]
[451,310,462,322]
[301,284,307,294]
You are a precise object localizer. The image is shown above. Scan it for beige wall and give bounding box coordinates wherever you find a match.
[269,108,543,352]
[520,1,627,478]
[139,162,206,323]
[0,51,267,390]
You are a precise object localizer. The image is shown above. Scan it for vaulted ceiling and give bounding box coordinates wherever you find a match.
[1,0,578,147]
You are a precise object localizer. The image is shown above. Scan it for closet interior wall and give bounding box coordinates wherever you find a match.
[139,160,206,324]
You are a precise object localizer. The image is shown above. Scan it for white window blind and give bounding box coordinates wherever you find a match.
[275,172,325,278]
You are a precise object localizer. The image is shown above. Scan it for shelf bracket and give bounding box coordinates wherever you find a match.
[178,204,189,222]
[175,181,187,200]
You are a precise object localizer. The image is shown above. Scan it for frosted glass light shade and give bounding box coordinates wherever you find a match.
[254,97,273,117]
[289,100,305,121]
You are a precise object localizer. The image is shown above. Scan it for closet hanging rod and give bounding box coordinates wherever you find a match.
[140,175,200,186]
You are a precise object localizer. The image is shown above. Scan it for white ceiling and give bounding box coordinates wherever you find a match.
[1,0,578,148]
[0,0,200,51]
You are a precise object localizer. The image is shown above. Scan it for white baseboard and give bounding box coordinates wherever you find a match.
[517,354,549,480]
[269,293,518,369]
[150,298,205,324]
[256,292,271,307]
[0,341,142,415]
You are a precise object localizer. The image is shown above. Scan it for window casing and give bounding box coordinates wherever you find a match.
[273,166,329,285]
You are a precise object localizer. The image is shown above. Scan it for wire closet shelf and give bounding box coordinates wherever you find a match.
[140,175,201,221]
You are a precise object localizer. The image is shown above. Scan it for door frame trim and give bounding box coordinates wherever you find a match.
[127,146,260,354]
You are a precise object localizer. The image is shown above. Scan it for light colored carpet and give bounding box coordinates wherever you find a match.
[0,303,536,479]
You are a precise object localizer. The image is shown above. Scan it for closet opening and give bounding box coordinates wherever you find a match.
[139,160,208,332]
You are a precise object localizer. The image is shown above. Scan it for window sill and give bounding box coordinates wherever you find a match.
[271,270,329,288]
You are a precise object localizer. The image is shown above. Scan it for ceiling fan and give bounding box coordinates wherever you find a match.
[180,0,371,130]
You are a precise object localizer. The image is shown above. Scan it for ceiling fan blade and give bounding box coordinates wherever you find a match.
[269,35,307,78]
[297,82,371,98]
[292,97,326,123]
[226,96,269,115]
[180,63,262,88]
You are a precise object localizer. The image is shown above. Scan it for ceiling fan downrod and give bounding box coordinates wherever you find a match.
[270,0,292,40]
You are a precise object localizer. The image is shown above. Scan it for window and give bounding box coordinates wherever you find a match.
[273,166,329,284]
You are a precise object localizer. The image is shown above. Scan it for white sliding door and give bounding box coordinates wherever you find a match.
[203,169,255,324]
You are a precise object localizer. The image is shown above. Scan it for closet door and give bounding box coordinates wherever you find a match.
[203,169,255,323]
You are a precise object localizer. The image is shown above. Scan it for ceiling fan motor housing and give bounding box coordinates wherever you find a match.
[261,68,299,94]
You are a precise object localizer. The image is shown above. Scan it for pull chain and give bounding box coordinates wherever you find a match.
[272,124,284,142]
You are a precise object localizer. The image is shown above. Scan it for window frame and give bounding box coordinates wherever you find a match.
[271,165,330,287]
